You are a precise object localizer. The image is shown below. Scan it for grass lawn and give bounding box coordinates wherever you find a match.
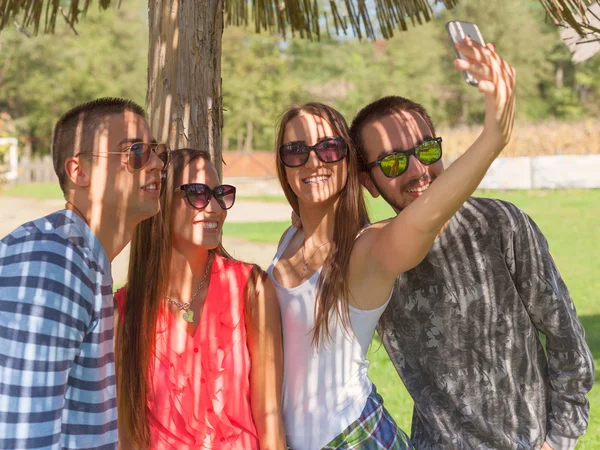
[0,182,64,200]
[224,221,289,243]
[226,189,600,446]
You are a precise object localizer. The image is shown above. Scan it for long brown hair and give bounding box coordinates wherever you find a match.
[116,148,231,448]
[275,103,370,347]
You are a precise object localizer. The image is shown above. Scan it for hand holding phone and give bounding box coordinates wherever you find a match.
[444,22,517,151]
[446,21,486,86]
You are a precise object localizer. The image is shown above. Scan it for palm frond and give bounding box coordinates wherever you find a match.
[225,0,461,40]
[540,0,600,36]
[1,0,598,39]
[0,0,109,35]
[0,0,459,38]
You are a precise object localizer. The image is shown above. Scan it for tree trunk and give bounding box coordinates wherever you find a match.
[147,0,224,177]
[243,118,253,152]
[222,132,229,152]
[236,128,244,151]
[555,61,564,88]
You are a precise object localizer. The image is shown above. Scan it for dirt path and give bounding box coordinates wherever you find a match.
[0,196,291,286]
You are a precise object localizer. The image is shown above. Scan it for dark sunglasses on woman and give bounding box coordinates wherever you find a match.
[366,137,443,178]
[175,183,237,210]
[279,137,347,168]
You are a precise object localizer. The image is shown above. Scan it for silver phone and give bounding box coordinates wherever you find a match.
[446,21,485,86]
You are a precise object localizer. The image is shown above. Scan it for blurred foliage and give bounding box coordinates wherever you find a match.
[0,143,10,160]
[0,0,148,154]
[0,0,598,155]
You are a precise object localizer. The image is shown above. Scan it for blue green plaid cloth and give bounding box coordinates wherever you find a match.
[322,386,413,449]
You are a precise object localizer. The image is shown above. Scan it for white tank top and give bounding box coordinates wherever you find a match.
[267,226,391,450]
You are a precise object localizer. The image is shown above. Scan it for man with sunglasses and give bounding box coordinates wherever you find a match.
[349,74,593,449]
[0,98,169,449]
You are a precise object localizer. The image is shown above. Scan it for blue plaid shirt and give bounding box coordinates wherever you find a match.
[0,210,117,449]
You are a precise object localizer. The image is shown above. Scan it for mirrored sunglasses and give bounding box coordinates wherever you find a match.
[366,137,442,178]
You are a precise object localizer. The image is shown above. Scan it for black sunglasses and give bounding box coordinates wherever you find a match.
[175,183,236,210]
[366,137,443,178]
[279,137,347,168]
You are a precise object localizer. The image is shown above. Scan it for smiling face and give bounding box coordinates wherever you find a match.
[83,111,164,224]
[170,156,226,252]
[360,110,444,212]
[281,112,348,208]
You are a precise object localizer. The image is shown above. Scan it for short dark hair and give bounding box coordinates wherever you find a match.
[349,96,436,171]
[51,97,146,193]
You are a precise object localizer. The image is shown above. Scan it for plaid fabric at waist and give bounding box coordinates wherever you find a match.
[321,385,413,450]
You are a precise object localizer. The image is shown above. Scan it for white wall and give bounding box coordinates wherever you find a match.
[475,155,600,189]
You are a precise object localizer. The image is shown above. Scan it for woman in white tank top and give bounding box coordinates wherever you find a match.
[268,92,512,448]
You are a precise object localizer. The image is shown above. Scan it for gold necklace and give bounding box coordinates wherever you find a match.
[301,239,331,275]
[165,253,214,323]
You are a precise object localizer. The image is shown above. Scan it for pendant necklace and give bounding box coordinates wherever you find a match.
[301,239,331,275]
[165,253,214,323]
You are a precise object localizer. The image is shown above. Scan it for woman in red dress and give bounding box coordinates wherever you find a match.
[115,148,286,449]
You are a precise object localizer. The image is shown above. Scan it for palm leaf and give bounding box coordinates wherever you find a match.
[540,0,600,35]
[1,0,598,38]
[2,0,454,38]
[0,0,104,35]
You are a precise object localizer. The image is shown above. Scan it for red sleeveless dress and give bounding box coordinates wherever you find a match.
[115,254,259,449]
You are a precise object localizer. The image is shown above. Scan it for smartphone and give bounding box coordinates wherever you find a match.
[446,21,485,86]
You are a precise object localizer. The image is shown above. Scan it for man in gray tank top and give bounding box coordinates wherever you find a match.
[348,96,594,450]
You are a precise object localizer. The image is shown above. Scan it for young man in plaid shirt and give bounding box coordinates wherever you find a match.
[0,98,168,449]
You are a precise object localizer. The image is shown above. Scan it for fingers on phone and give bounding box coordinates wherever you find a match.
[454,59,470,70]
[456,37,484,52]
[462,62,496,86]
[455,43,487,64]
[501,58,516,80]
[460,49,511,79]
[455,37,516,95]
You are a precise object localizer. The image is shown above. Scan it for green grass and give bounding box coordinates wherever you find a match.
[223,221,290,243]
[0,182,64,200]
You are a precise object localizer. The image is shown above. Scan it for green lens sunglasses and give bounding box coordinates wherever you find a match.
[366,137,443,178]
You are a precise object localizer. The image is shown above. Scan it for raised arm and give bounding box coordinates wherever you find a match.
[363,39,516,291]
[245,267,286,450]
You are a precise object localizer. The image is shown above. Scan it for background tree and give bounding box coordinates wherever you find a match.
[0,2,147,155]
[0,0,460,176]
[221,28,302,151]
[1,0,598,162]
[2,0,597,174]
